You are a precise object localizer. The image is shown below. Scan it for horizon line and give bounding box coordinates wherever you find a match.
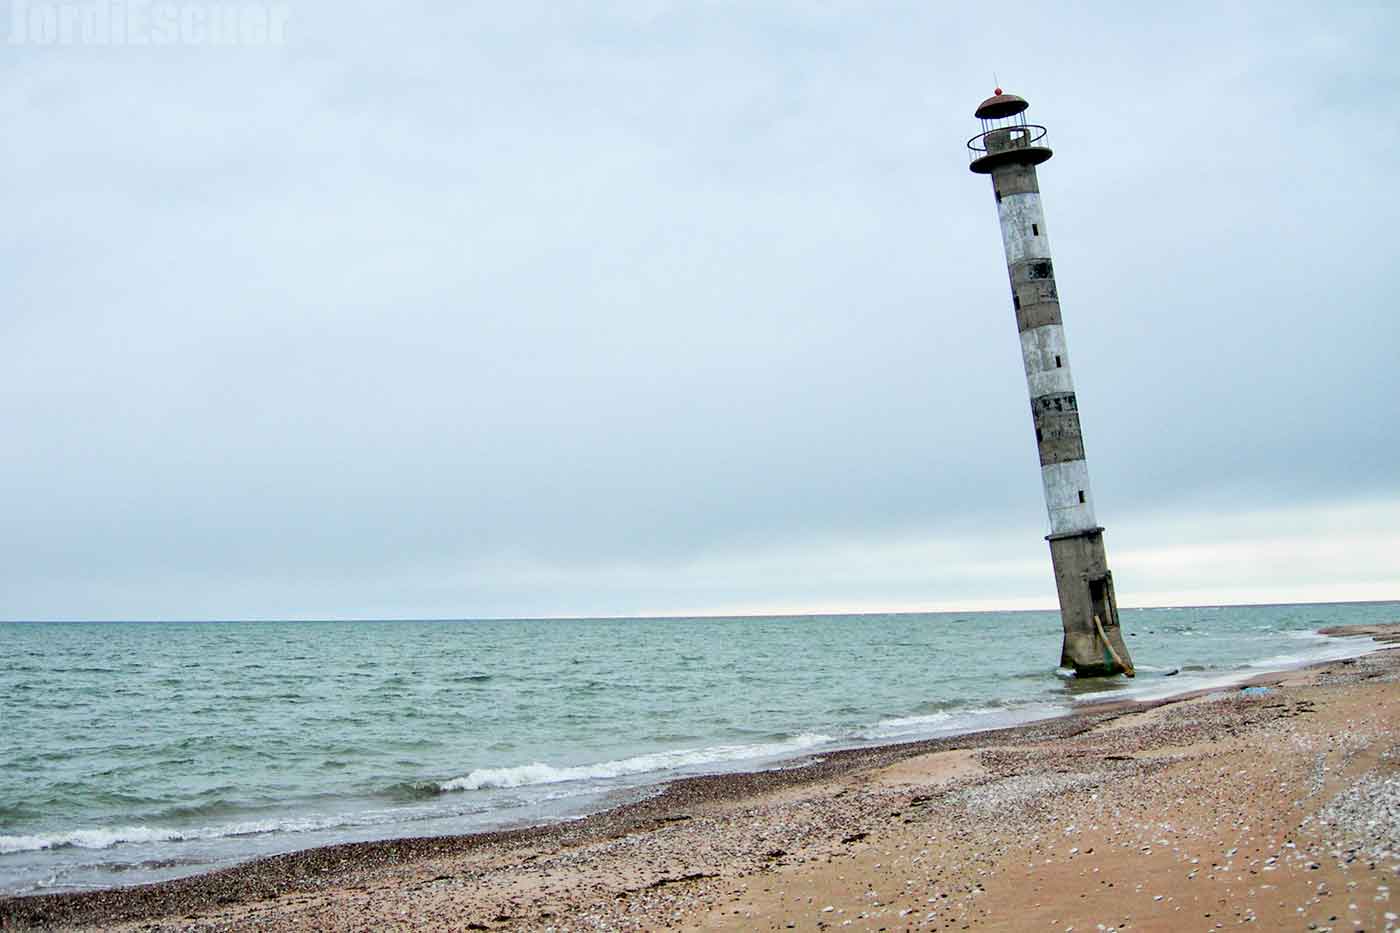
[5,596,1398,624]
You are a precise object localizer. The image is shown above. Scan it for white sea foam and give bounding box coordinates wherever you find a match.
[1085,632,1389,704]
[0,812,389,855]
[860,705,1055,741]
[0,826,185,854]
[858,710,956,740]
[439,732,833,793]
[870,711,952,730]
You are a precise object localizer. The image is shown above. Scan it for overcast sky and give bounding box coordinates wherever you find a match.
[3,1,1397,620]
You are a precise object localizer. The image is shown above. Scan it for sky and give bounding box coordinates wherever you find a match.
[3,1,1398,620]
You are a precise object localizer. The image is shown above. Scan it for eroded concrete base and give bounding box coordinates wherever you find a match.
[1048,527,1134,677]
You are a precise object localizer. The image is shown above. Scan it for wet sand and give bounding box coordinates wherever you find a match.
[3,626,1398,932]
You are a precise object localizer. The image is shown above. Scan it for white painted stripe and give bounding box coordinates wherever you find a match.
[997,193,1050,264]
[1041,460,1098,535]
[1019,324,1075,398]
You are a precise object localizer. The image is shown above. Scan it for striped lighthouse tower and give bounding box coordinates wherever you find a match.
[968,89,1133,677]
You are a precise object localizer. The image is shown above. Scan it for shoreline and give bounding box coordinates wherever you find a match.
[3,624,1397,930]
[0,704,1141,928]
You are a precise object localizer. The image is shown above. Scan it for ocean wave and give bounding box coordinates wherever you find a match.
[382,780,448,802]
[1,826,185,854]
[439,733,833,793]
[0,808,404,856]
[857,711,951,740]
[858,705,1013,740]
[144,803,242,823]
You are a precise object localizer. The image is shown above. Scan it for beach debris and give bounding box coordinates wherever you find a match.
[643,871,718,890]
[1095,614,1135,678]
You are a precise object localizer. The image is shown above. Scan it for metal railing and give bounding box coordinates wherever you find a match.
[966,124,1049,162]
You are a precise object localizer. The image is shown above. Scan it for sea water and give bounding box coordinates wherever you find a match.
[2,601,1395,895]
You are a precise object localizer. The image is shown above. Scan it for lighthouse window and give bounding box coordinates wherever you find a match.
[1031,223,1040,236]
[1036,428,1044,442]
[1054,355,1063,368]
[1078,490,1086,504]
[1012,294,1021,309]
[1028,260,1053,280]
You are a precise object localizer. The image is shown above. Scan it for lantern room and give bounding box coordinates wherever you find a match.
[967,89,1053,174]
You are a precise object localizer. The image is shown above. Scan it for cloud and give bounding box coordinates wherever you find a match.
[1,0,1397,618]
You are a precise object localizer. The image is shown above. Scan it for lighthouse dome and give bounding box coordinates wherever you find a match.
[974,90,1029,120]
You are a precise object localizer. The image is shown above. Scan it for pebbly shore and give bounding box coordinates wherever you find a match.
[2,625,1398,932]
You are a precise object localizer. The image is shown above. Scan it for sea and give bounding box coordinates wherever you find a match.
[2,601,1396,896]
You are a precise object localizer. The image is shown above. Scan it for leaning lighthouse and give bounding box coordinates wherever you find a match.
[967,89,1134,677]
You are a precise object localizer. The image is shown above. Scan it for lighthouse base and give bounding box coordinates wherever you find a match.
[1047,528,1135,678]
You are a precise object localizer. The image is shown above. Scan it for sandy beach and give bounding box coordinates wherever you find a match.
[3,625,1397,932]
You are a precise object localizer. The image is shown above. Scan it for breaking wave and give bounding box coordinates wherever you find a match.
[0,809,425,856]
[1,826,185,855]
[439,732,833,793]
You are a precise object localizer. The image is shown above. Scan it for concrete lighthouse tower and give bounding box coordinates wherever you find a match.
[968,89,1134,677]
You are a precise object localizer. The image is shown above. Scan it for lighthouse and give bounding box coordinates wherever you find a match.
[968,89,1134,677]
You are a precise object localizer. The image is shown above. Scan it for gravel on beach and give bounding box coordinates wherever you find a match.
[3,628,1398,932]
